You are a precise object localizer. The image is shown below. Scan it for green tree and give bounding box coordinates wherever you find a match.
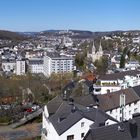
[94,56,108,75]
[120,54,125,68]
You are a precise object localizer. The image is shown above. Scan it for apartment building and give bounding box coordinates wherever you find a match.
[28,58,44,74]
[16,59,26,75]
[44,52,74,77]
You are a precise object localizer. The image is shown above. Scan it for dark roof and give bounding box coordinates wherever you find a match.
[46,52,73,60]
[97,88,140,111]
[29,58,43,65]
[2,59,16,63]
[99,70,140,81]
[84,115,140,140]
[84,123,131,140]
[132,85,140,97]
[47,96,63,115]
[48,101,117,135]
[73,94,97,107]
[72,88,140,112]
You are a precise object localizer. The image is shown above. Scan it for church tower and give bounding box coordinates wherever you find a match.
[92,40,96,55]
[99,41,103,55]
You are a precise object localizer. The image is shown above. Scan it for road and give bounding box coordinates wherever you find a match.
[0,123,41,140]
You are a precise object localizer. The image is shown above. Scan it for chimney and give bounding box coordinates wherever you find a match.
[129,119,137,139]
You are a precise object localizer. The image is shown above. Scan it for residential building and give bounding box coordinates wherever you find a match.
[125,61,140,70]
[16,59,26,75]
[2,59,16,72]
[84,115,140,140]
[28,58,44,74]
[73,87,140,122]
[44,52,74,77]
[42,96,117,140]
[93,70,140,94]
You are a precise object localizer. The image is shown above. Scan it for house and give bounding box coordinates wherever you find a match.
[84,115,140,140]
[73,87,140,122]
[42,97,117,140]
[2,59,16,72]
[93,70,140,94]
[125,61,140,70]
[111,55,121,68]
[97,88,140,122]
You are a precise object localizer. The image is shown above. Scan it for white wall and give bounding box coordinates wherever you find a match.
[16,60,26,75]
[93,85,121,94]
[106,101,140,122]
[60,118,93,140]
[30,64,43,73]
[42,107,94,140]
[2,62,16,72]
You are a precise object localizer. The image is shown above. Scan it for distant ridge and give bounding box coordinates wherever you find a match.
[0,30,26,40]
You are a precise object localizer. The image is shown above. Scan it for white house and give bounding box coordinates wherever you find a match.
[97,88,140,122]
[2,59,16,72]
[73,87,140,122]
[132,37,140,44]
[93,70,140,94]
[125,61,140,70]
[42,96,117,140]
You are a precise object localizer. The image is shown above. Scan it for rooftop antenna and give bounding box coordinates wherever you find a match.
[120,93,125,122]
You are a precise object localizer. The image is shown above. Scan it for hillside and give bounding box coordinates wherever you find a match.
[0,30,26,40]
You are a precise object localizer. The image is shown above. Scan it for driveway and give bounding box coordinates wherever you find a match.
[0,123,41,140]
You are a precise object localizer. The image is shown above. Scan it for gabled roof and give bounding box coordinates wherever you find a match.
[99,70,140,81]
[84,123,132,140]
[48,101,117,135]
[132,85,140,97]
[73,94,97,107]
[84,115,140,140]
[72,88,140,112]
[47,96,63,115]
[97,88,140,111]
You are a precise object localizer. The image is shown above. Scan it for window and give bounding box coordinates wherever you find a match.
[81,133,84,138]
[67,135,74,140]
[81,122,85,127]
[134,108,138,113]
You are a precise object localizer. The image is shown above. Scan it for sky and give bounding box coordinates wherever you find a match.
[0,0,140,32]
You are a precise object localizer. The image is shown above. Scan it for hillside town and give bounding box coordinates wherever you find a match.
[0,29,140,140]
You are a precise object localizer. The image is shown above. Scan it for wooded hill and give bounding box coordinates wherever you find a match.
[0,30,26,40]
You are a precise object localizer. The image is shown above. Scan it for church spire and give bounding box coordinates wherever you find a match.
[99,41,103,53]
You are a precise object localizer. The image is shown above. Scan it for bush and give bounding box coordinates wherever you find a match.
[0,116,11,123]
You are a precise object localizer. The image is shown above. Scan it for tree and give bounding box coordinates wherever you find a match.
[120,54,125,68]
[94,56,108,75]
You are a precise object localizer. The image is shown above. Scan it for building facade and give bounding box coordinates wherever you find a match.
[28,58,44,74]
[16,59,26,75]
[44,52,74,77]
[87,41,103,62]
[2,59,16,72]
